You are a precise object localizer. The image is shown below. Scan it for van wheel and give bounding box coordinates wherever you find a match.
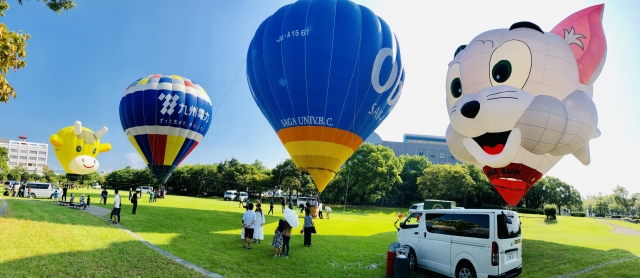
[408,248,417,270]
[455,261,477,278]
[30,193,36,199]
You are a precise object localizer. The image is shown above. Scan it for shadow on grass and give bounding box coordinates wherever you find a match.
[543,219,558,225]
[0,241,203,278]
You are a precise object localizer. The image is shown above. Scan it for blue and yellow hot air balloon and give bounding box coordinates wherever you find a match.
[247,0,405,193]
[119,74,213,183]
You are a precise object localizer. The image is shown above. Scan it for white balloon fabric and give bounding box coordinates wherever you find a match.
[283,208,300,228]
[444,5,606,206]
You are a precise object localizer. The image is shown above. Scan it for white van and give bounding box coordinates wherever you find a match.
[136,186,153,195]
[224,190,238,201]
[409,203,424,213]
[397,209,522,278]
[25,182,62,199]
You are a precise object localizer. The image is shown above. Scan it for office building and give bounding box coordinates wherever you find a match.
[365,132,460,165]
[0,135,49,174]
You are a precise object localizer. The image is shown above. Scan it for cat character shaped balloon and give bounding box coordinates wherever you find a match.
[445,5,606,206]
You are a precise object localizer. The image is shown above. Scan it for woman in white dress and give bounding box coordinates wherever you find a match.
[253,204,266,243]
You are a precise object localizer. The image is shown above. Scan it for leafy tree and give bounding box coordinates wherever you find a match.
[0,146,8,171]
[398,154,431,205]
[582,195,596,216]
[0,0,75,103]
[7,163,26,181]
[321,143,402,205]
[41,165,58,183]
[613,185,637,217]
[593,198,609,217]
[521,178,548,210]
[465,164,501,208]
[417,164,475,206]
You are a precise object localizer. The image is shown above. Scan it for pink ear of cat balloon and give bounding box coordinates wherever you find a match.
[551,4,607,85]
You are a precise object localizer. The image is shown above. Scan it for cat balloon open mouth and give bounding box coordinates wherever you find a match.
[445,4,606,206]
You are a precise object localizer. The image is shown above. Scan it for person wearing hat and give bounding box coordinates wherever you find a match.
[79,194,87,210]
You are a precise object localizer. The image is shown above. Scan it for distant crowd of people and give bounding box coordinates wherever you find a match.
[4,182,32,198]
[239,194,333,258]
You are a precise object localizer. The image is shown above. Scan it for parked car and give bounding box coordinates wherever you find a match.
[238,192,249,202]
[397,209,522,278]
[136,186,153,195]
[24,182,62,199]
[409,203,424,213]
[92,183,102,189]
[224,190,238,201]
[3,180,20,190]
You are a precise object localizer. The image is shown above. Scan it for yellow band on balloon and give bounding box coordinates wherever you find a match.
[128,135,149,165]
[279,126,362,193]
[164,135,186,165]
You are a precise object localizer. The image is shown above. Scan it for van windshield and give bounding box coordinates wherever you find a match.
[497,212,521,239]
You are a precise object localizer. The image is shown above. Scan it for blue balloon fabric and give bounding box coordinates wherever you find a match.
[246,0,404,192]
[119,74,213,183]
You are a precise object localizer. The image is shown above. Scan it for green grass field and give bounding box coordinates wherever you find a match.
[2,189,640,277]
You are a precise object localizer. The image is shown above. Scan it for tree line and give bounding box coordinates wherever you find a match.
[6,142,631,212]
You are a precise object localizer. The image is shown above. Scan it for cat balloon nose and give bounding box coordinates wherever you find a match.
[461,100,480,118]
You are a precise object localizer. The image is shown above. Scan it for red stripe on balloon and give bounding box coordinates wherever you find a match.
[178,141,199,165]
[147,134,167,165]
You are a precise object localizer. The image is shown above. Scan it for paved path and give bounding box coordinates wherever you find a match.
[599,219,640,236]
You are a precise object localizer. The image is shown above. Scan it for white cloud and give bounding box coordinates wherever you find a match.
[126,153,146,169]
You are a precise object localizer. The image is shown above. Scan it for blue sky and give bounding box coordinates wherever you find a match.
[1,0,638,196]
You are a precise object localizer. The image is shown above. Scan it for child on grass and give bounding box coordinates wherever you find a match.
[272,220,284,258]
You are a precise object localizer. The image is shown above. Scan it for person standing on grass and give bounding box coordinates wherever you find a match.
[318,200,323,219]
[288,198,293,210]
[281,220,292,258]
[86,195,91,209]
[131,191,139,214]
[53,190,59,202]
[245,196,250,209]
[253,204,265,243]
[242,203,256,250]
[27,187,32,198]
[281,198,285,213]
[268,198,274,215]
[112,189,121,224]
[272,219,285,258]
[149,189,154,203]
[129,188,132,201]
[303,209,314,246]
[325,206,331,219]
[101,188,108,205]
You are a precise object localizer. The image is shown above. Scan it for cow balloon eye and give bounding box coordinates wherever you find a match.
[76,146,82,152]
[93,148,97,154]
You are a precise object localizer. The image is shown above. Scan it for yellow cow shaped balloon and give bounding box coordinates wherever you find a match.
[50,121,112,178]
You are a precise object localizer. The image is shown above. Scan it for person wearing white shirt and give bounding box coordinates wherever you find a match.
[112,190,121,224]
[242,203,256,250]
[253,204,266,243]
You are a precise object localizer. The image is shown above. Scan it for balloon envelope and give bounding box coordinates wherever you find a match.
[444,5,605,206]
[247,0,405,193]
[119,74,213,183]
[50,121,111,180]
[283,208,300,228]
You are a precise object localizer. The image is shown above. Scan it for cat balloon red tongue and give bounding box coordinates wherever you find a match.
[444,4,606,206]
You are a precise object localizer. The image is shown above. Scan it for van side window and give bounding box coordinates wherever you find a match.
[449,214,490,239]
[402,213,422,229]
[424,214,490,239]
